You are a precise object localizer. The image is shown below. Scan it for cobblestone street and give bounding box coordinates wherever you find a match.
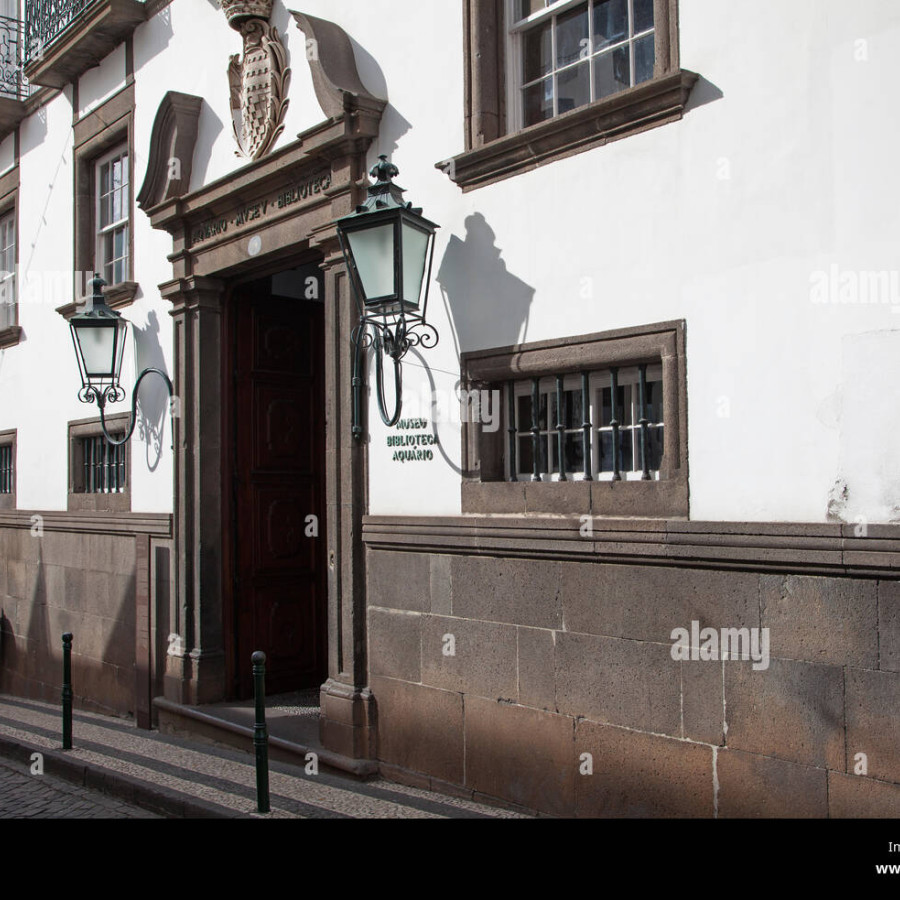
[0,757,160,819]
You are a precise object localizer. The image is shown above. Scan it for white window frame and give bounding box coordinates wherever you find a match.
[506,0,657,133]
[509,364,663,482]
[94,144,130,286]
[0,208,15,329]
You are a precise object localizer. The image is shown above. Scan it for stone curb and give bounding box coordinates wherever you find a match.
[0,733,245,819]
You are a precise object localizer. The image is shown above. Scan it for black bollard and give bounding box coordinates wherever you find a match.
[62,633,73,750]
[252,651,270,814]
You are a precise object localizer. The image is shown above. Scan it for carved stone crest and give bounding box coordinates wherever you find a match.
[226,6,290,161]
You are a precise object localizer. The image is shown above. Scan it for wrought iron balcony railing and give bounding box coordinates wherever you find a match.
[0,13,34,101]
[25,0,95,65]
[22,0,147,89]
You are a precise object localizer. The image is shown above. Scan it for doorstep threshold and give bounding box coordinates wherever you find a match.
[153,697,378,778]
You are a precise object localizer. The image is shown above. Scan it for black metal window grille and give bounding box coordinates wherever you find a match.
[23,0,95,65]
[0,443,12,493]
[506,364,663,482]
[0,8,33,101]
[80,434,125,493]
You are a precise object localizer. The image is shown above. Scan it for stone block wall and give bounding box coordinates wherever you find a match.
[364,518,900,818]
[0,514,172,717]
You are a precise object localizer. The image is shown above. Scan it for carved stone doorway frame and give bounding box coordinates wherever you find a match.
[141,15,386,761]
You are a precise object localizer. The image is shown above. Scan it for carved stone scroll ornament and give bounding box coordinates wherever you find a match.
[226,13,291,161]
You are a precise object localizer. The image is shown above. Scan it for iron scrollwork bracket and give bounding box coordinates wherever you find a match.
[351,314,439,438]
[77,367,175,448]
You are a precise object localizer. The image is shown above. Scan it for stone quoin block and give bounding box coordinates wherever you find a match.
[556,631,681,736]
[878,580,900,673]
[716,749,828,818]
[575,720,714,818]
[517,626,557,711]
[371,675,464,786]
[465,695,575,817]
[450,555,562,629]
[367,549,432,613]
[760,573,878,668]
[724,656,844,769]
[420,615,517,699]
[828,771,900,818]
[681,656,726,745]
[429,555,452,616]
[367,607,422,683]
[845,667,900,784]
[561,562,760,644]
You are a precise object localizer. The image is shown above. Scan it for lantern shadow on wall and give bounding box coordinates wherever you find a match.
[436,212,535,362]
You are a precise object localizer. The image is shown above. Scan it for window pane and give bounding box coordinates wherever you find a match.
[100,162,110,198]
[634,33,655,84]
[645,380,663,422]
[620,428,634,471]
[112,184,122,223]
[537,392,548,430]
[556,4,588,70]
[517,395,532,432]
[592,0,627,51]
[648,424,664,471]
[523,21,552,82]
[564,433,584,473]
[633,0,654,34]
[104,232,115,273]
[518,436,533,474]
[599,430,614,472]
[557,62,590,114]
[524,78,554,125]
[600,384,627,427]
[564,389,583,429]
[594,44,631,97]
[519,0,545,20]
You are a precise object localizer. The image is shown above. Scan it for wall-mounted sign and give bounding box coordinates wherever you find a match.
[388,418,439,463]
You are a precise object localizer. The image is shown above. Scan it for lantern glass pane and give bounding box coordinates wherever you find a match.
[74,320,124,378]
[347,223,395,302]
[401,222,429,309]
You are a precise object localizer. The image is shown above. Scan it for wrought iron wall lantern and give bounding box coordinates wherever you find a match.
[69,274,174,446]
[336,156,439,440]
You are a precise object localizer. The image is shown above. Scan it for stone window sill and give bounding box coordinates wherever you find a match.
[438,69,698,192]
[0,325,22,349]
[56,281,138,320]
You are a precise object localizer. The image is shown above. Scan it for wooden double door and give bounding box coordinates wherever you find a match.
[228,271,327,699]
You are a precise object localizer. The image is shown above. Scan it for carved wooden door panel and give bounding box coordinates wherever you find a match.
[233,282,326,698]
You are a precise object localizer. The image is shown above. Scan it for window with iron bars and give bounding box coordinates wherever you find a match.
[0,440,12,493]
[79,433,126,493]
[505,363,663,482]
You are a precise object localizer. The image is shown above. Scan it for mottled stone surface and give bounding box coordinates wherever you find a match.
[760,574,877,668]
[465,696,575,817]
[575,720,714,818]
[845,667,900,784]
[716,749,827,818]
[724,656,844,769]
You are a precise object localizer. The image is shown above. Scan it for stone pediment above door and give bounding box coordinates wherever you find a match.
[139,11,387,279]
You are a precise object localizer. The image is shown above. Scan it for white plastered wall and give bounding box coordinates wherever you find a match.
[4,0,900,524]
